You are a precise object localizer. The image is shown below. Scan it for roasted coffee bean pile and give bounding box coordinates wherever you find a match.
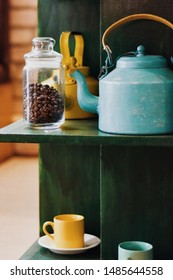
[23,83,64,124]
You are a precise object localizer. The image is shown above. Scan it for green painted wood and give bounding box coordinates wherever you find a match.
[38,0,100,78]
[2,120,173,259]
[1,119,173,146]
[100,0,173,67]
[20,240,100,260]
[39,143,100,237]
[101,145,173,259]
[38,0,173,78]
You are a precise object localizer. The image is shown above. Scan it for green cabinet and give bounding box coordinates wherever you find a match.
[36,0,173,259]
[1,120,173,259]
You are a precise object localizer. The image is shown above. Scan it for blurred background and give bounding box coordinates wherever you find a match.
[0,0,38,160]
[0,0,39,259]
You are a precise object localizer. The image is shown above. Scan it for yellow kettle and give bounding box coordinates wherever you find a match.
[60,31,98,119]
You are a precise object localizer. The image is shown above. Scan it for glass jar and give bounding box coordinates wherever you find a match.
[23,37,65,129]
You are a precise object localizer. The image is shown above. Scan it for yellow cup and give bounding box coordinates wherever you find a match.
[43,214,84,248]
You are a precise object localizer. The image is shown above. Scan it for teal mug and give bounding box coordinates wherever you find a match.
[118,241,153,260]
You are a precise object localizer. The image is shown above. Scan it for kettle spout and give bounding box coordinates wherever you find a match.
[71,70,99,114]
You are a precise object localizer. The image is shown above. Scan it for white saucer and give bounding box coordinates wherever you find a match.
[38,233,101,255]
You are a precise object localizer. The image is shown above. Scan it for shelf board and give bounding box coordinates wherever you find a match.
[0,119,173,146]
[20,240,100,260]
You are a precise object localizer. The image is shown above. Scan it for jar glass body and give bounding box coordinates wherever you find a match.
[23,38,65,129]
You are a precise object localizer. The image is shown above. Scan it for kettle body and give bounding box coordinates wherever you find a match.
[99,64,173,134]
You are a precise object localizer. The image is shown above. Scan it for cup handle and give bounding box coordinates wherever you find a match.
[42,221,54,240]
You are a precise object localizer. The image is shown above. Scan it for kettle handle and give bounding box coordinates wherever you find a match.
[60,31,84,66]
[102,13,173,53]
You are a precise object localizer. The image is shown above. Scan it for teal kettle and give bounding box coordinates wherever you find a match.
[71,14,173,135]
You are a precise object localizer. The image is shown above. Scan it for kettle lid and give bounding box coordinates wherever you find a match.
[116,45,167,69]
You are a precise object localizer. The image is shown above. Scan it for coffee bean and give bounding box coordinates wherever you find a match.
[23,82,64,124]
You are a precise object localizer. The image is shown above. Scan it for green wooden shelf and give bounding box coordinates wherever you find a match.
[20,240,100,260]
[1,119,173,259]
[0,119,173,146]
